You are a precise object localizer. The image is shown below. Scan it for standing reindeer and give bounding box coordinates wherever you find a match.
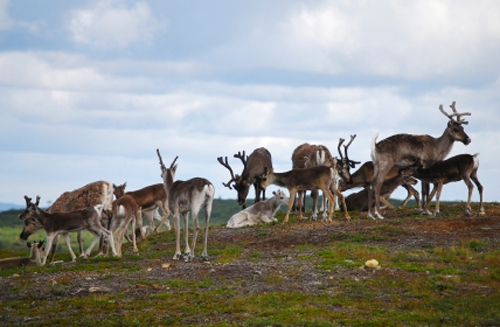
[157,150,215,262]
[399,153,484,216]
[217,147,272,208]
[369,101,471,219]
[291,136,359,219]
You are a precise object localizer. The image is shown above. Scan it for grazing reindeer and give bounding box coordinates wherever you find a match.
[345,174,418,212]
[370,101,471,219]
[157,150,215,262]
[226,190,288,228]
[340,161,421,209]
[400,153,484,216]
[259,164,350,223]
[217,147,273,208]
[113,183,171,235]
[19,196,117,265]
[108,194,139,257]
[0,241,45,270]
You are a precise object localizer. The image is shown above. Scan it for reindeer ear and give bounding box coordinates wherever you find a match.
[38,240,44,248]
[27,242,32,248]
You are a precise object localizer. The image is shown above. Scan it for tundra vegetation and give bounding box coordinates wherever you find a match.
[0,200,499,326]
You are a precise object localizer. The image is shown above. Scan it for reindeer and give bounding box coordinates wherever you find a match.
[0,241,44,270]
[259,163,350,223]
[340,161,421,209]
[400,153,484,216]
[157,150,215,262]
[345,174,418,212]
[22,181,115,263]
[226,190,288,228]
[19,196,117,265]
[113,183,171,236]
[108,194,139,257]
[217,147,272,208]
[370,101,471,219]
[291,136,360,219]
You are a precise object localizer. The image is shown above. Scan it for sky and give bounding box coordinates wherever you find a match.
[1,0,499,208]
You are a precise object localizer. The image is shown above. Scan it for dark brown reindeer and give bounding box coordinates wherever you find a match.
[339,161,421,209]
[369,101,471,219]
[345,174,418,212]
[19,196,117,265]
[217,147,272,208]
[400,153,484,216]
[157,150,215,262]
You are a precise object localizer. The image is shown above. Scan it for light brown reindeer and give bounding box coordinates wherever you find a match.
[259,164,350,223]
[108,194,139,257]
[113,183,171,237]
[157,150,215,262]
[290,136,359,219]
[370,101,471,219]
[400,153,484,216]
[0,241,45,270]
[217,147,273,208]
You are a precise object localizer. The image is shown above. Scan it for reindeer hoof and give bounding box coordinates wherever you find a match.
[172,254,182,261]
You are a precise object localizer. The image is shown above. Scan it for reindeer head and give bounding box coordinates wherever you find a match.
[272,189,288,205]
[113,183,127,199]
[156,149,178,188]
[440,101,471,145]
[217,151,252,206]
[336,135,360,185]
[18,195,40,220]
[258,167,274,190]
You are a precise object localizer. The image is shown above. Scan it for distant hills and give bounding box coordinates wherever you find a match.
[0,202,23,212]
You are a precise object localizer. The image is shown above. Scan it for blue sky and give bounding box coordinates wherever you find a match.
[1,0,499,207]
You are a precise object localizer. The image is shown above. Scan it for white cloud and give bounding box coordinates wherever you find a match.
[68,0,161,48]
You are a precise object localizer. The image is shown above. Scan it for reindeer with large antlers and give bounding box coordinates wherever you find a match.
[157,150,215,262]
[217,147,272,209]
[369,101,471,219]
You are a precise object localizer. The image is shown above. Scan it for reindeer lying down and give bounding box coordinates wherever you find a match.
[227,190,288,228]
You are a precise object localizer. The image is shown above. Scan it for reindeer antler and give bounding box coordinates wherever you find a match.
[233,151,248,170]
[439,101,471,125]
[337,138,345,159]
[170,156,179,169]
[343,134,361,168]
[156,149,166,169]
[217,156,237,189]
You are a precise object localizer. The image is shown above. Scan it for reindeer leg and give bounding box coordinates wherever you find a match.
[62,233,77,261]
[183,213,192,261]
[285,190,297,222]
[131,212,138,253]
[42,233,56,266]
[471,172,485,215]
[333,188,350,221]
[433,182,443,216]
[189,211,200,262]
[463,176,474,216]
[201,200,213,261]
[425,183,438,215]
[311,189,319,221]
[173,213,182,260]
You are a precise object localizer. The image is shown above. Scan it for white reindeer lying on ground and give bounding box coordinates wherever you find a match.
[226,190,288,228]
[0,241,45,270]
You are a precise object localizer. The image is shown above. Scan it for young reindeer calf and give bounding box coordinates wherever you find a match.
[226,190,288,228]
[0,241,44,270]
[400,153,484,216]
[19,196,117,265]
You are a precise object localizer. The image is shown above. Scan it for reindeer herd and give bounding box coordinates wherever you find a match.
[7,101,485,268]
